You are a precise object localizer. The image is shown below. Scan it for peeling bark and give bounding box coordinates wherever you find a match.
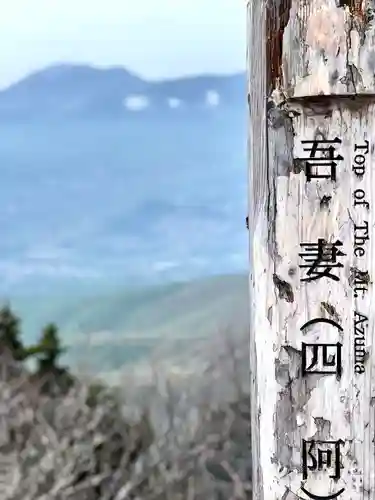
[248,0,375,498]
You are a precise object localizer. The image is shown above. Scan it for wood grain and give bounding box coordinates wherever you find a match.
[248,1,375,498]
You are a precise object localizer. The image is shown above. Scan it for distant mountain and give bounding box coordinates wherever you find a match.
[0,64,245,120]
[10,273,249,372]
[0,63,247,295]
[0,66,248,375]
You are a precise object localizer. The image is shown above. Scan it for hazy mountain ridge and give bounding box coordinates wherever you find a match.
[0,63,247,294]
[0,64,246,119]
[11,274,248,340]
[8,273,249,371]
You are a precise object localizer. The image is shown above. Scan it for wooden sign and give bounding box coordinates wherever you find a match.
[248,1,375,498]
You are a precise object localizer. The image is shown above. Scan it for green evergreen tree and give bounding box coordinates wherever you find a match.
[37,322,66,372]
[0,303,25,360]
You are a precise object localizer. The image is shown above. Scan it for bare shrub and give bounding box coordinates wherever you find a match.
[0,326,250,499]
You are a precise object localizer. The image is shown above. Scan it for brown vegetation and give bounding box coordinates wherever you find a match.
[0,325,250,499]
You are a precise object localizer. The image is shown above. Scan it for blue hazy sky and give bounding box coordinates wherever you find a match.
[0,0,245,88]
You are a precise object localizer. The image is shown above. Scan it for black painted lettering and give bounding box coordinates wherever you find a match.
[354,221,369,247]
[354,310,368,328]
[353,189,370,209]
[355,364,365,374]
[354,140,369,154]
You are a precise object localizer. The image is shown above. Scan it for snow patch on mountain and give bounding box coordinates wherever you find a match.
[205,90,220,107]
[123,95,150,111]
[167,97,182,109]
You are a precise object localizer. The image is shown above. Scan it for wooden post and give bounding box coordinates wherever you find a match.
[248,1,375,498]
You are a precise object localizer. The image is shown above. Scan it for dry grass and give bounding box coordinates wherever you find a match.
[0,327,250,500]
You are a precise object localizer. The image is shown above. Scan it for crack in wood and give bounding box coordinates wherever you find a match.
[320,195,332,209]
[338,0,366,22]
[273,274,295,303]
[266,0,292,93]
[320,301,341,323]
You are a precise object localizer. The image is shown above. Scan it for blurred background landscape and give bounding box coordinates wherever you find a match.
[0,2,250,498]
[0,60,247,378]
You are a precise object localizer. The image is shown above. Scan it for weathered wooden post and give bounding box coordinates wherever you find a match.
[248,0,375,498]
